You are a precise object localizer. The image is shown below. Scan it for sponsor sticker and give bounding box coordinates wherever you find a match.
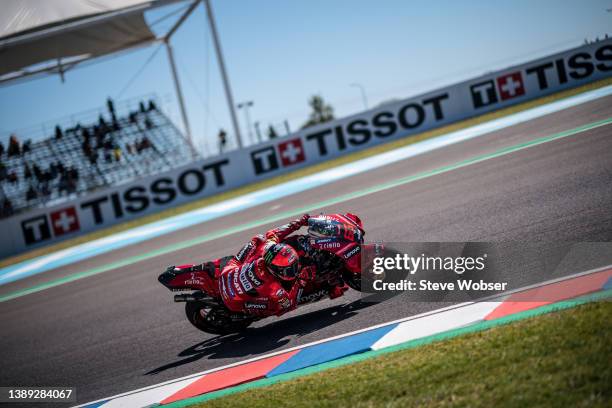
[244,302,267,310]
[279,297,291,309]
[344,245,361,259]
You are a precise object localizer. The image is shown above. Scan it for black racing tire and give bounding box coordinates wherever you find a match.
[185,302,253,335]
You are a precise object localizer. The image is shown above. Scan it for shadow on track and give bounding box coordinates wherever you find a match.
[145,299,376,375]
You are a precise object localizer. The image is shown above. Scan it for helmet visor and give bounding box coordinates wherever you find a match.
[276,261,299,280]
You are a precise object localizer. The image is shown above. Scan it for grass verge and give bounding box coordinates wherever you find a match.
[188,300,611,408]
[2,77,611,268]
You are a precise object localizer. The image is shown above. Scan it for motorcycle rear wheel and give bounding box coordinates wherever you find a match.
[185,302,253,335]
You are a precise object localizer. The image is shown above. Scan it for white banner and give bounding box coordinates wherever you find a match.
[1,40,610,257]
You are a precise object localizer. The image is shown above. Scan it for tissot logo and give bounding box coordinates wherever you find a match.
[470,71,524,108]
[278,138,305,166]
[470,80,498,108]
[496,72,525,100]
[50,207,80,236]
[80,159,229,225]
[251,146,279,175]
[21,215,51,244]
[251,138,307,175]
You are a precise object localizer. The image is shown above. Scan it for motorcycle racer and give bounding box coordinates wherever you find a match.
[218,214,317,317]
[158,212,366,334]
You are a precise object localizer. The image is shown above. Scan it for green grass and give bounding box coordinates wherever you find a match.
[191,301,611,408]
[2,77,611,267]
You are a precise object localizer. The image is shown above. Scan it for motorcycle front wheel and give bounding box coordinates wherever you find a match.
[343,270,361,291]
[185,302,253,335]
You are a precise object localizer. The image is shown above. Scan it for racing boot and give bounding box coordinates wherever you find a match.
[329,283,349,299]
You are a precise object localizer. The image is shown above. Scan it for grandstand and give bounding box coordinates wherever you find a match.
[0,97,199,218]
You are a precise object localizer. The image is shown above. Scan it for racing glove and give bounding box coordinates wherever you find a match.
[265,214,310,242]
[298,213,310,226]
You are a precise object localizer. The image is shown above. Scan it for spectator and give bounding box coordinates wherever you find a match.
[55,125,63,140]
[82,127,90,142]
[24,163,32,179]
[268,125,278,139]
[8,134,20,156]
[129,112,137,124]
[26,185,37,201]
[144,116,153,130]
[1,198,13,218]
[32,163,42,182]
[59,171,76,195]
[113,146,122,162]
[7,171,18,184]
[22,139,31,154]
[49,163,58,180]
[139,101,146,113]
[58,174,68,195]
[95,127,105,149]
[41,182,50,197]
[138,136,152,152]
[0,161,6,181]
[69,167,79,181]
[107,97,116,121]
[148,100,157,111]
[88,151,98,165]
[0,141,4,157]
[103,139,113,151]
[218,129,227,153]
[42,169,52,183]
[82,140,92,158]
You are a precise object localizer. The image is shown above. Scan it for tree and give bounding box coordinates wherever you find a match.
[301,95,334,129]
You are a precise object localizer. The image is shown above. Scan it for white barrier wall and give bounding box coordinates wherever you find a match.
[1,40,611,257]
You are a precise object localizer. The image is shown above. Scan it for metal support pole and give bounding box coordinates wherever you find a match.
[165,40,192,146]
[237,100,254,144]
[244,105,253,143]
[204,0,243,148]
[350,83,368,110]
[254,121,262,143]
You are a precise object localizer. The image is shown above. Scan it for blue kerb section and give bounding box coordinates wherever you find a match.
[2,84,612,286]
[603,277,612,291]
[266,324,398,377]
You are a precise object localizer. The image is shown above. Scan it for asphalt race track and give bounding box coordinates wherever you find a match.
[1,95,612,406]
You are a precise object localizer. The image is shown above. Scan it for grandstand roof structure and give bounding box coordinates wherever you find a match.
[0,0,244,148]
[0,0,192,84]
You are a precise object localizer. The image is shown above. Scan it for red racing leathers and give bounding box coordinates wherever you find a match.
[218,215,312,317]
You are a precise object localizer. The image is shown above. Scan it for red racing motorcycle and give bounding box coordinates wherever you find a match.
[158,213,382,334]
